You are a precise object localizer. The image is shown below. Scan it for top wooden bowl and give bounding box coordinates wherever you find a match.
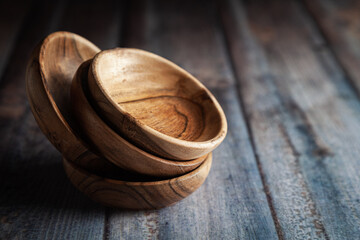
[88,48,227,160]
[71,60,207,177]
[26,31,113,171]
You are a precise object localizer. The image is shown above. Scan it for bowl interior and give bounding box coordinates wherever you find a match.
[40,32,100,124]
[94,49,223,142]
[71,60,207,176]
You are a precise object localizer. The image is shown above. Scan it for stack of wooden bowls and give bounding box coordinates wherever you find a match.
[26,32,227,210]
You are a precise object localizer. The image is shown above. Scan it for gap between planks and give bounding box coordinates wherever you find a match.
[301,0,360,101]
[102,1,128,239]
[216,1,284,239]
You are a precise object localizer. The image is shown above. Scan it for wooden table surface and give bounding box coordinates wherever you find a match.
[1,0,360,239]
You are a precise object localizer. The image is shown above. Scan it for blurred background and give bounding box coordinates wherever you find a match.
[1,0,360,239]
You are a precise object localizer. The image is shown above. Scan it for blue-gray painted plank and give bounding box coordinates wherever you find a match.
[0,0,123,239]
[59,0,123,49]
[0,0,106,238]
[4,0,359,238]
[222,0,360,238]
[0,0,31,82]
[305,0,360,95]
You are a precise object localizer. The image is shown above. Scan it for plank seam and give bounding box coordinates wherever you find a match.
[277,122,330,240]
[215,1,284,239]
[103,207,110,240]
[0,3,30,84]
[102,1,129,239]
[300,0,360,101]
[0,0,36,87]
[117,0,128,47]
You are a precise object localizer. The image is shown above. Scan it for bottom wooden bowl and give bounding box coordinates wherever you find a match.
[63,153,212,210]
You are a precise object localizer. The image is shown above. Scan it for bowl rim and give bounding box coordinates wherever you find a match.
[38,31,101,140]
[90,48,228,150]
[75,60,209,167]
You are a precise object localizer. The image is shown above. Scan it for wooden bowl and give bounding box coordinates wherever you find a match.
[63,153,212,209]
[71,60,207,177]
[26,31,124,173]
[26,31,113,170]
[87,48,227,160]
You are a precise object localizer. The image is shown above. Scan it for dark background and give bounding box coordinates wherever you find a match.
[1,0,360,239]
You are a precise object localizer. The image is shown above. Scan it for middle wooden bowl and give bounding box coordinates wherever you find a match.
[87,48,227,160]
[71,60,207,177]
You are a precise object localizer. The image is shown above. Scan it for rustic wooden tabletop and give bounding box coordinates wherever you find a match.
[1,0,360,239]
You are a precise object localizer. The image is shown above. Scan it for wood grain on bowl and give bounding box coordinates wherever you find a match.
[63,153,212,210]
[88,48,227,160]
[71,60,207,177]
[25,31,115,171]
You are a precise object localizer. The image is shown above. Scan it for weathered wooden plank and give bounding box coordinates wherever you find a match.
[0,0,31,81]
[106,0,278,239]
[0,0,102,238]
[222,0,360,238]
[304,0,360,96]
[121,0,234,89]
[0,0,123,239]
[59,0,123,49]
